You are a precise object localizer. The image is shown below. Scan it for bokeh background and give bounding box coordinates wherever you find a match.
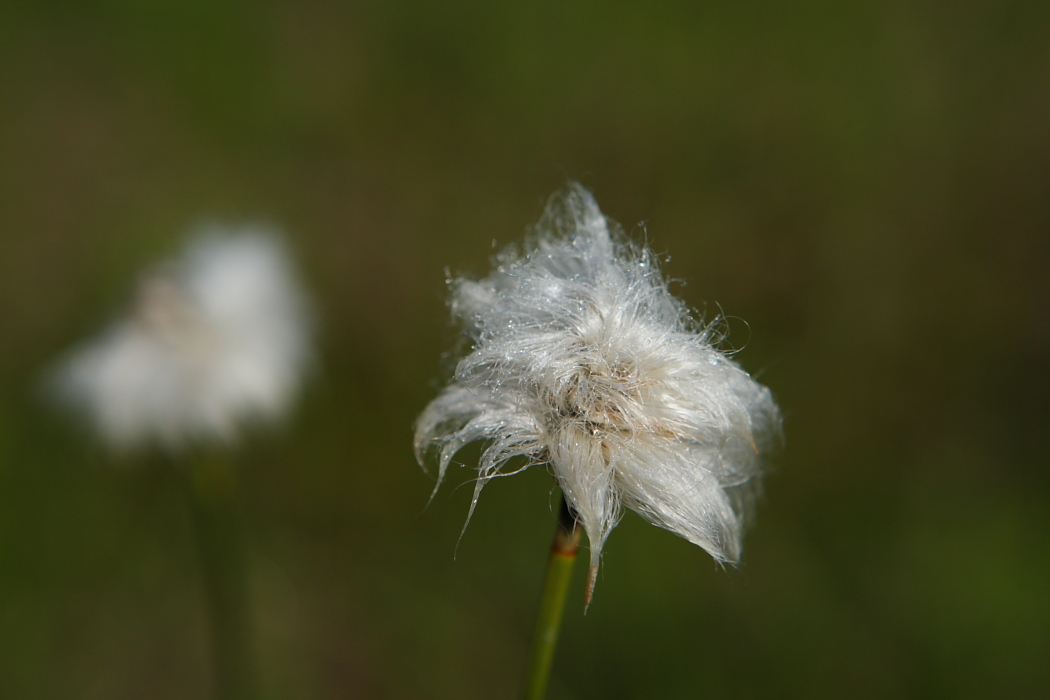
[2,2,1048,698]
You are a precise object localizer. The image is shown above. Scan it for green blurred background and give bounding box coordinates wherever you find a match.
[1,1,1048,698]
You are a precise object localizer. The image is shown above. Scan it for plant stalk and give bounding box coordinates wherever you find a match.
[522,494,580,700]
[187,451,255,700]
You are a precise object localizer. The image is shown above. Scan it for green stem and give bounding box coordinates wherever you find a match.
[522,495,580,700]
[186,451,255,700]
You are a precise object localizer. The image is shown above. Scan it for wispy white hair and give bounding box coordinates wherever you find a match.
[415,184,781,602]
[51,227,312,451]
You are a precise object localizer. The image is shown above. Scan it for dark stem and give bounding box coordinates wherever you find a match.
[186,452,255,700]
[521,494,581,700]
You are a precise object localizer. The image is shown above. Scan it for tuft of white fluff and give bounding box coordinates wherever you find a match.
[415,184,781,603]
[52,227,313,451]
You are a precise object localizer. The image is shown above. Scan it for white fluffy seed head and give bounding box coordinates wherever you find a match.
[50,226,313,452]
[415,184,781,602]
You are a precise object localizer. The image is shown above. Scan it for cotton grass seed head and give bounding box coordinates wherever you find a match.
[51,226,313,452]
[415,184,781,602]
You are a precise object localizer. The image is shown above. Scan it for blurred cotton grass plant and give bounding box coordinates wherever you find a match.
[50,226,313,700]
[415,184,781,700]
